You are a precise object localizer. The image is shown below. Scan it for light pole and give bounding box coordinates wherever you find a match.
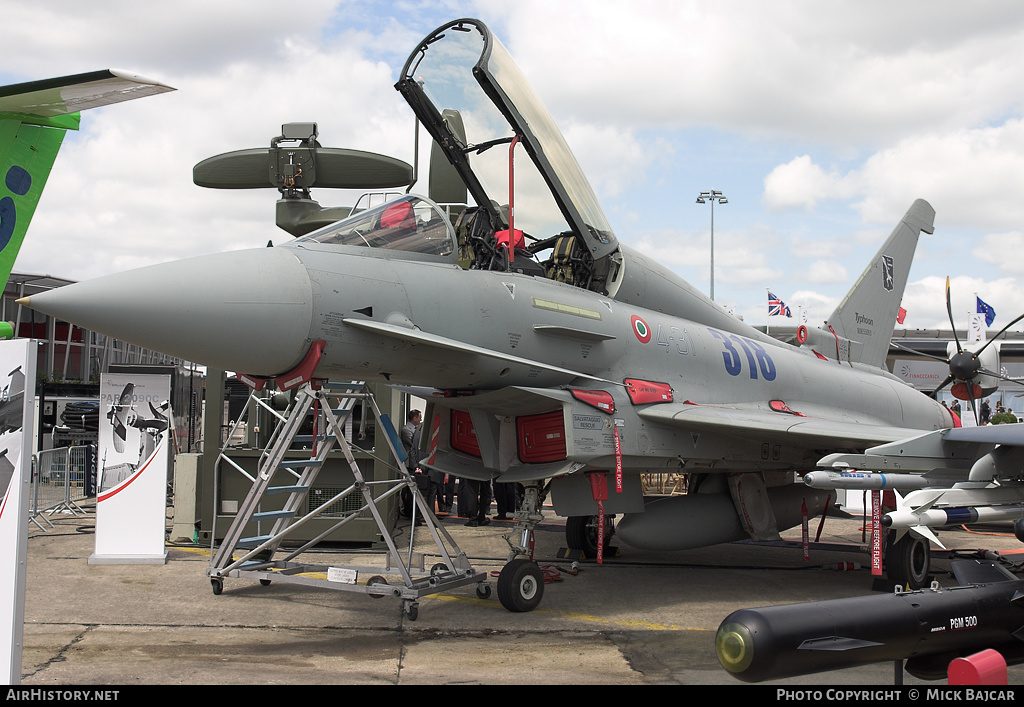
[696,189,727,301]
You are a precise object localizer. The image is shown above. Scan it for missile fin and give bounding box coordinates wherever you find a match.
[910,525,945,550]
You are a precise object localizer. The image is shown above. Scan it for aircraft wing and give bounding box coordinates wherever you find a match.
[637,401,920,449]
[818,423,1024,474]
[0,69,174,125]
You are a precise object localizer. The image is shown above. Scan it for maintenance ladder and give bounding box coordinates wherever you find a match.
[207,381,488,620]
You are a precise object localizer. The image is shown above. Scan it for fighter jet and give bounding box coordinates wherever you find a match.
[19,19,958,611]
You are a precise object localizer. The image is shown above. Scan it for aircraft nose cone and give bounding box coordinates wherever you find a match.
[19,248,314,376]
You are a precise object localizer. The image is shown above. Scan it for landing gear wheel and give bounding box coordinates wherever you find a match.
[497,558,544,612]
[367,575,388,598]
[565,514,614,559]
[886,532,931,589]
[476,584,492,600]
[211,578,223,595]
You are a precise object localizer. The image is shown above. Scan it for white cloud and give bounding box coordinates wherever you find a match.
[973,231,1024,273]
[803,260,848,284]
[763,156,857,211]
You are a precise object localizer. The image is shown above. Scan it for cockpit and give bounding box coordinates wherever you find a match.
[395,19,623,294]
[294,195,455,258]
[296,20,626,293]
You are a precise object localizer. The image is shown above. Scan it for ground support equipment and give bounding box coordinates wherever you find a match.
[206,381,488,620]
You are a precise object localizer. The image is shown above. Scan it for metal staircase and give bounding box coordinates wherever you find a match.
[207,381,488,620]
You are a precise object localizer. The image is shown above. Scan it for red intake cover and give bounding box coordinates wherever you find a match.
[624,379,673,405]
[571,389,615,414]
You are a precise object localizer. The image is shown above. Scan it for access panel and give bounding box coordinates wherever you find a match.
[517,411,567,463]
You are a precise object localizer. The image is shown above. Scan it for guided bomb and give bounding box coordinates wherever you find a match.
[716,562,1024,682]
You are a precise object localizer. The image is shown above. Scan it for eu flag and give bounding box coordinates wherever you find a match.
[977,297,996,327]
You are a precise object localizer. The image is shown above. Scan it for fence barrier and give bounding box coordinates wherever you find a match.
[29,446,94,530]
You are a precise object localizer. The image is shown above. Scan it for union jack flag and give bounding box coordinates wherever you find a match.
[768,291,792,318]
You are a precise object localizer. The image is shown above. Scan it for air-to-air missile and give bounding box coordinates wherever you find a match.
[883,504,1024,532]
[803,470,952,491]
[716,560,1024,682]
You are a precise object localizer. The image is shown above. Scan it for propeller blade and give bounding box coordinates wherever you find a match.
[977,367,1024,389]
[889,339,951,363]
[929,373,955,397]
[112,419,127,453]
[946,276,964,355]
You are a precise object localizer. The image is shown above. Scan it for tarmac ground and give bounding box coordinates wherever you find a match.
[15,499,1024,687]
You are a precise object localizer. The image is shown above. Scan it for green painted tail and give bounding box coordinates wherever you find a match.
[0,116,70,288]
[0,70,175,305]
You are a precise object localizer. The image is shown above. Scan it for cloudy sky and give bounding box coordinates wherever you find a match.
[6,0,1024,332]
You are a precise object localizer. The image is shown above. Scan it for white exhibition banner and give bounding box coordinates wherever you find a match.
[0,339,37,685]
[89,373,172,565]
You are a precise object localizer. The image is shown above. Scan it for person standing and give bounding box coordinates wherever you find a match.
[401,410,421,472]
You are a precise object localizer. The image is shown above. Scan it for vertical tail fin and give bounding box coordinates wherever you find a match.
[0,118,68,287]
[0,70,175,292]
[823,199,935,368]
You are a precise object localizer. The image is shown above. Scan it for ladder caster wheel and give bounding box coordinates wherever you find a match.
[405,602,419,621]
[430,562,448,577]
[476,584,492,600]
[260,579,272,586]
[211,578,223,596]
[367,575,388,598]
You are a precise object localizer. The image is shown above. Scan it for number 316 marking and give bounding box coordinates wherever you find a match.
[708,328,777,381]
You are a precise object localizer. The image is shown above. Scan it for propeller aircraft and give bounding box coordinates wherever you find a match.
[20,19,988,611]
[0,70,174,340]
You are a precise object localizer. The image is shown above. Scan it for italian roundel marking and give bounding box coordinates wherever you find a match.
[631,315,651,343]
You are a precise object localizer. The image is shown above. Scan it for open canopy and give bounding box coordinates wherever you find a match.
[396,18,618,265]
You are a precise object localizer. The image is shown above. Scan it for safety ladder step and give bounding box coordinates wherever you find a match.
[265,485,309,495]
[252,510,295,522]
[279,459,323,469]
[238,535,273,548]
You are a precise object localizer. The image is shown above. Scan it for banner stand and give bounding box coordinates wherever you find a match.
[1,340,38,685]
[88,373,171,565]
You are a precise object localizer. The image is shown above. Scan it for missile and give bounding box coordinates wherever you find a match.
[716,564,1024,682]
[883,504,1024,531]
[803,470,949,491]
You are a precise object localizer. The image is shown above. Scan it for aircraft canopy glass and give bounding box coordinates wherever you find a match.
[294,195,455,257]
[398,19,618,263]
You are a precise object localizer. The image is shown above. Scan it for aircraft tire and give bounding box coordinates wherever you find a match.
[497,558,544,612]
[565,514,613,559]
[886,532,931,589]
